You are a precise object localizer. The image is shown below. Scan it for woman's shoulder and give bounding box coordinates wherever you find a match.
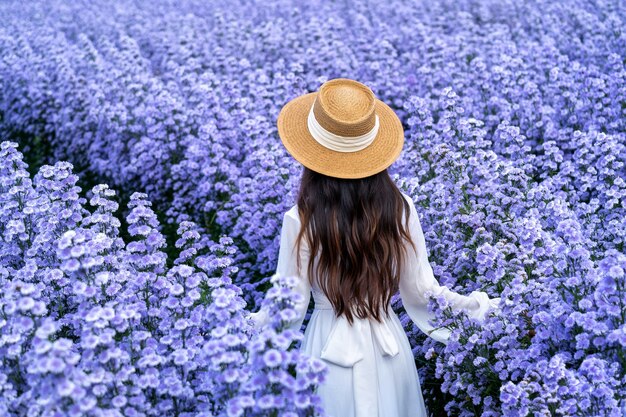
[283,204,309,250]
[285,204,300,222]
[399,191,416,215]
[400,191,414,203]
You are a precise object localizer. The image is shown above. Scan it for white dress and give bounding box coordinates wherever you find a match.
[250,192,501,417]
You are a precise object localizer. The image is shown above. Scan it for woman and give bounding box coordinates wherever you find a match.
[251,78,501,417]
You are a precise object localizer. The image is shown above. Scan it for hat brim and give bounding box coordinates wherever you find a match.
[277,92,404,179]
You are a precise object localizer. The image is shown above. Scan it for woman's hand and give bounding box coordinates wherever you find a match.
[248,308,269,329]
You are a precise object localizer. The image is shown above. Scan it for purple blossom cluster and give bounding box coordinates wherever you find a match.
[1,0,625,414]
[0,142,326,416]
[232,274,327,417]
[395,87,625,415]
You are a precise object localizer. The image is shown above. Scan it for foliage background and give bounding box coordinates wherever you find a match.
[1,0,625,415]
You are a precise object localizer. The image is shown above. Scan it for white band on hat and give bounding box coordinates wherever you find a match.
[307,105,379,152]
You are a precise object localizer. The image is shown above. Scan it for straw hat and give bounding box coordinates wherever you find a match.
[277,78,404,179]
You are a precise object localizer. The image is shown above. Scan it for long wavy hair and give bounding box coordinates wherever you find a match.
[294,167,417,324]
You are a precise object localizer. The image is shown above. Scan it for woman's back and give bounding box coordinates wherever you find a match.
[285,192,428,417]
[253,190,499,417]
[251,78,500,417]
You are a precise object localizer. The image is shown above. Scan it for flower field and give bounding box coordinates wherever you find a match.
[1,0,625,415]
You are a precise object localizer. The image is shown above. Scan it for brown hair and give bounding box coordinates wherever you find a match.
[294,167,417,324]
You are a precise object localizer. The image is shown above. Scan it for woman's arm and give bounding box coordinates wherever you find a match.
[250,207,311,332]
[398,194,500,345]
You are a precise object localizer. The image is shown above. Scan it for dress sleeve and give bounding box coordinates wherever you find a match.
[398,194,501,345]
[249,208,312,332]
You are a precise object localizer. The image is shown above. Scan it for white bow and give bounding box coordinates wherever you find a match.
[315,293,399,417]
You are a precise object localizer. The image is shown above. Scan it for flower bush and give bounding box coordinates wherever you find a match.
[0,0,625,414]
[0,142,326,416]
[397,89,625,416]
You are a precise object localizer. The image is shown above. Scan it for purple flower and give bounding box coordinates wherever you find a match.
[262,349,283,368]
